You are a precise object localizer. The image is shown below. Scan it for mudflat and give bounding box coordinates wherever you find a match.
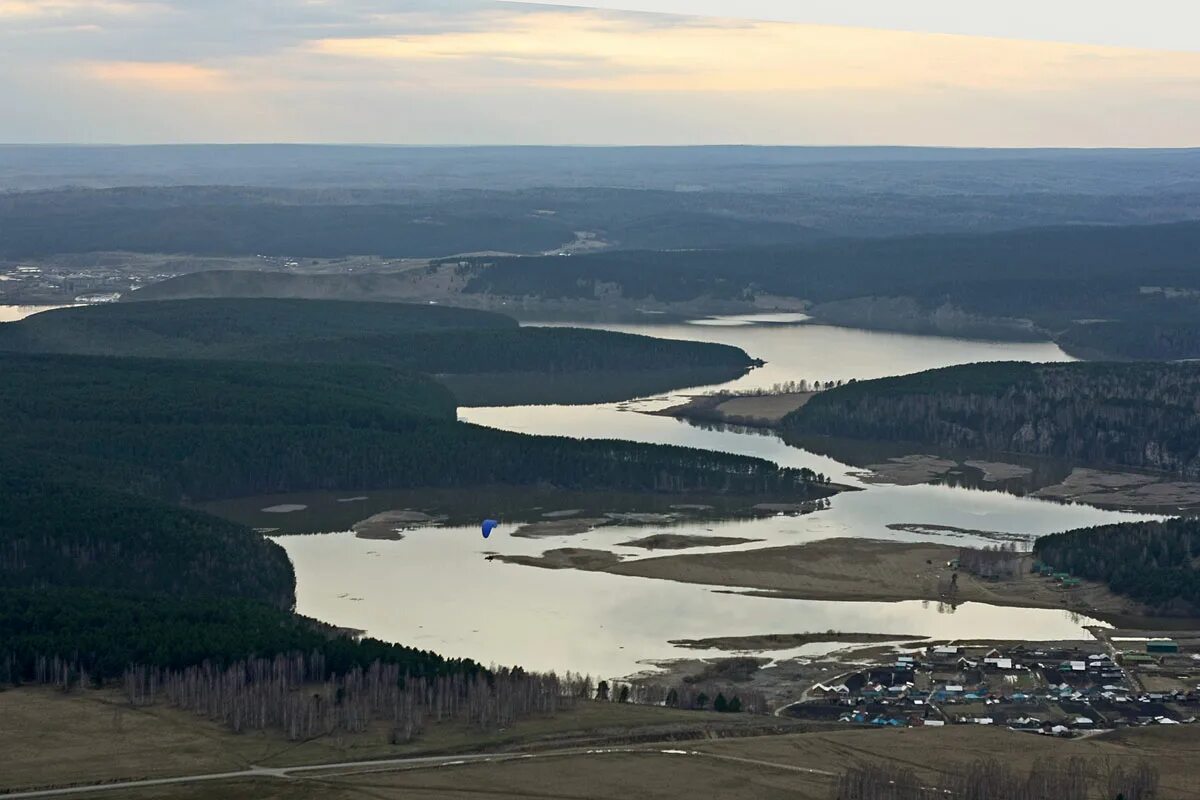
[619,534,762,550]
[668,632,926,651]
[595,538,1141,617]
[654,391,813,427]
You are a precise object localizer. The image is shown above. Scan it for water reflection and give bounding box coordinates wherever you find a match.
[280,527,1105,678]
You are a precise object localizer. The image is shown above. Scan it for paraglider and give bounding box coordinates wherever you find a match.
[481,519,499,539]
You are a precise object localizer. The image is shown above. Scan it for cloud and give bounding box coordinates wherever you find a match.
[79,59,229,91]
[306,8,1200,95]
[2,0,1200,145]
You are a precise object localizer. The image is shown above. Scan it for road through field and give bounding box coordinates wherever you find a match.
[0,746,836,799]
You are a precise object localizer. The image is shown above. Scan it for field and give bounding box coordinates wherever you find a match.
[6,688,1198,799]
[0,688,795,796]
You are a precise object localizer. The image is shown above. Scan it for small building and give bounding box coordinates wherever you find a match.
[931,646,961,661]
[1147,639,1180,654]
[1121,652,1157,666]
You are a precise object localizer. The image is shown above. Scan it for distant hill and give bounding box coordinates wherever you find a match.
[460,221,1200,352]
[783,361,1200,477]
[4,144,1200,194]
[127,270,445,304]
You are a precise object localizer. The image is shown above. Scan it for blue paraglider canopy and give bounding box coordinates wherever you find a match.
[481,519,499,539]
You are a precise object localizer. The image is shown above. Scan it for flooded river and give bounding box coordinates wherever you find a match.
[276,316,1156,676]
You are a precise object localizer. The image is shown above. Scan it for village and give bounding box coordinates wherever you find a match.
[786,632,1200,734]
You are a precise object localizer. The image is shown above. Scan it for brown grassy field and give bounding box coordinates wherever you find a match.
[0,688,787,794]
[106,726,1200,800]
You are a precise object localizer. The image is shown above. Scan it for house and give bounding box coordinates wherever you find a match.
[1147,639,1180,654]
[931,646,961,661]
[983,657,1014,670]
[923,719,946,727]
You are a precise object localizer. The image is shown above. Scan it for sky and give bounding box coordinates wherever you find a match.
[526,1,1200,53]
[2,0,1199,146]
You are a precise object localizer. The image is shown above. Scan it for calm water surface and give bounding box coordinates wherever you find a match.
[280,317,1156,677]
[0,304,72,322]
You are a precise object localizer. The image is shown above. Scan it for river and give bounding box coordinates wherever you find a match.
[279,316,1159,677]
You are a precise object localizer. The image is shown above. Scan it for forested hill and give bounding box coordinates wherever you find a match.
[0,352,824,504]
[1036,519,1200,615]
[462,221,1200,305]
[0,477,295,609]
[782,361,1200,477]
[0,351,458,425]
[0,300,752,373]
[0,200,573,259]
[0,297,515,357]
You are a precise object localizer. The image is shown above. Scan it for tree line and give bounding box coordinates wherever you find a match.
[0,589,483,686]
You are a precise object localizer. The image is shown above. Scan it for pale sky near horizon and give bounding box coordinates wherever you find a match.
[2,0,1199,146]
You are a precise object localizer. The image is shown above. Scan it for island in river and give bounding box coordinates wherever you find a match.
[494,537,1154,624]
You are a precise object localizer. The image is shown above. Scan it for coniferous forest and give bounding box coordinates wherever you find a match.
[783,361,1200,477]
[1035,518,1200,615]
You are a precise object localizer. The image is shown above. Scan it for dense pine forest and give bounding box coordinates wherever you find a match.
[1035,518,1200,615]
[783,361,1200,477]
[0,299,755,404]
[0,477,295,607]
[0,352,819,503]
[0,588,482,683]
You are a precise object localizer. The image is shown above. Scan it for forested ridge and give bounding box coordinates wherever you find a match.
[0,300,755,402]
[783,361,1200,477]
[0,297,515,356]
[0,351,822,503]
[460,221,1200,308]
[1035,518,1200,615]
[0,202,572,259]
[458,222,1200,357]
